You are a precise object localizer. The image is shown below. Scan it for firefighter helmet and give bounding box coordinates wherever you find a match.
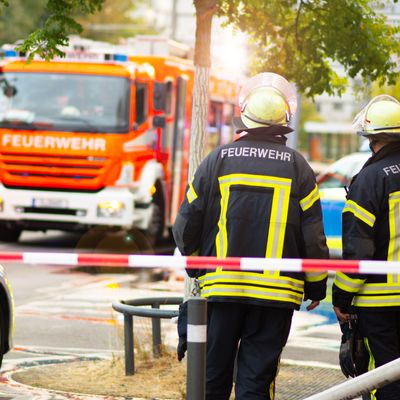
[239,72,297,129]
[353,94,400,138]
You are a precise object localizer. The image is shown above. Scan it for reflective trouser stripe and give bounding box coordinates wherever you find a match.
[364,338,378,399]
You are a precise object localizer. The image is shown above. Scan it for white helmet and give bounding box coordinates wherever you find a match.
[353,94,400,137]
[239,72,297,129]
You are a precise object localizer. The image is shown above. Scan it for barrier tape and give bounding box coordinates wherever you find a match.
[0,252,398,274]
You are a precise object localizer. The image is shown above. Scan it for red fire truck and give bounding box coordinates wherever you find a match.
[0,38,238,248]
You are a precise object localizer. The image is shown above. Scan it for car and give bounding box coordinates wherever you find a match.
[317,150,371,258]
[0,265,14,368]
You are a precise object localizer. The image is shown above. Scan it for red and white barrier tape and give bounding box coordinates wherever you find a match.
[0,252,398,274]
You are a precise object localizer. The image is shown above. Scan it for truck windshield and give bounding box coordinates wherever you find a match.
[0,72,130,133]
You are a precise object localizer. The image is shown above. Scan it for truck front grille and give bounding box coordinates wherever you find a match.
[16,206,87,216]
[0,151,111,190]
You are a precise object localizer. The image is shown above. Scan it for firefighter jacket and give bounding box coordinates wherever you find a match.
[333,142,400,310]
[173,126,328,310]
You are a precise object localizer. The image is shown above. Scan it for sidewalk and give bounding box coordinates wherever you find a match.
[3,354,348,400]
[2,275,354,399]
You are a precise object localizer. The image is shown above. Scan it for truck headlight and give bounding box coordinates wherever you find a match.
[97,201,125,218]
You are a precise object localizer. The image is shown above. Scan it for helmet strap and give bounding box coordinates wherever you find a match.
[369,140,377,154]
[373,125,400,132]
[244,109,288,126]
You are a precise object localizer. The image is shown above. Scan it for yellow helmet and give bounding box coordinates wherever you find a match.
[353,94,400,137]
[239,72,297,129]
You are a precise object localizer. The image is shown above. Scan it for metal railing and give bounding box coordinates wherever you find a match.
[303,358,400,400]
[112,296,183,375]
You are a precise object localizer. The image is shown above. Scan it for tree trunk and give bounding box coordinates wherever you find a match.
[189,0,216,177]
[188,66,210,180]
[184,0,216,299]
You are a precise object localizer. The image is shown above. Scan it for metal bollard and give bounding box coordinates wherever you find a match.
[151,302,161,357]
[303,357,400,400]
[186,297,207,400]
[124,313,134,375]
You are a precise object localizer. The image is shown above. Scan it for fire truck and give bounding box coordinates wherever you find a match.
[0,37,238,247]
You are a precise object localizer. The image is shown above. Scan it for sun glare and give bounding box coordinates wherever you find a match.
[212,27,248,80]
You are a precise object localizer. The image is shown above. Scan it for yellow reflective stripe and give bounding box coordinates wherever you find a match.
[215,174,292,267]
[269,378,275,400]
[333,272,365,293]
[326,236,342,251]
[352,280,400,306]
[364,338,376,377]
[388,191,400,283]
[198,271,304,305]
[357,283,400,294]
[215,184,230,259]
[300,184,320,212]
[198,271,304,290]
[218,173,292,187]
[364,338,378,399]
[353,295,400,307]
[186,183,198,204]
[200,284,303,305]
[268,184,291,260]
[342,199,376,227]
[305,271,328,282]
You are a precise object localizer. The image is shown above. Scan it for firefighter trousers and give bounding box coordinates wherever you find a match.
[205,301,293,400]
[357,308,400,400]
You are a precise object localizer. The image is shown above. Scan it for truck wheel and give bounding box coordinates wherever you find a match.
[75,226,109,251]
[0,227,21,243]
[143,202,164,247]
[0,310,5,368]
[98,228,153,254]
[77,227,153,255]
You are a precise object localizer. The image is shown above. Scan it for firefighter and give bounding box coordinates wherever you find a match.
[173,72,328,400]
[332,94,400,400]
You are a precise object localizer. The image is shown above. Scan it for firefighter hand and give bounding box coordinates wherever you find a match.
[333,306,350,323]
[177,337,187,362]
[305,299,320,311]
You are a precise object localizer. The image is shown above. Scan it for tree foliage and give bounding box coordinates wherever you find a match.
[10,0,105,60]
[0,0,399,97]
[371,79,400,99]
[0,0,49,45]
[217,0,400,97]
[76,0,157,43]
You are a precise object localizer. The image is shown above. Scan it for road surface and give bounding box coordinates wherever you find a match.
[0,230,343,399]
